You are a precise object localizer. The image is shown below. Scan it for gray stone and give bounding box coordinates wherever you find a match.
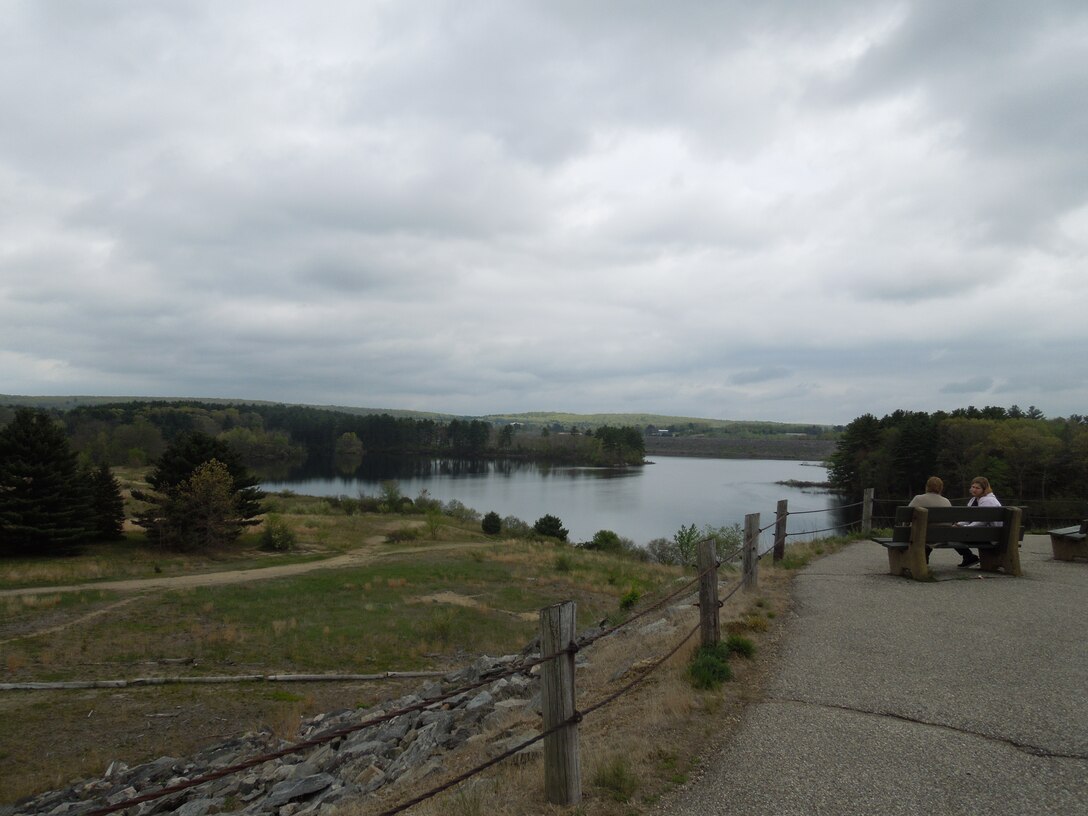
[173,798,219,816]
[465,690,494,712]
[266,773,335,807]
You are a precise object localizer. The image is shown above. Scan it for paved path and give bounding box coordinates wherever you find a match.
[657,534,1088,815]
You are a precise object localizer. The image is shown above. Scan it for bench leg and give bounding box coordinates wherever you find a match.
[1051,536,1088,561]
[977,545,1022,576]
[886,543,929,579]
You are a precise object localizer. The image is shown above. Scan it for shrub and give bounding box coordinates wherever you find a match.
[481,511,501,535]
[425,510,442,540]
[646,537,676,565]
[592,754,639,802]
[533,514,568,542]
[502,515,533,538]
[444,499,480,523]
[378,481,403,513]
[385,526,421,543]
[586,529,622,551]
[725,634,756,659]
[688,642,732,689]
[413,489,443,514]
[355,494,382,513]
[619,586,641,611]
[554,553,573,573]
[259,515,297,552]
[333,495,361,515]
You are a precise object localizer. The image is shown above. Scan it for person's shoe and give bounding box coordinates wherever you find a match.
[958,553,980,568]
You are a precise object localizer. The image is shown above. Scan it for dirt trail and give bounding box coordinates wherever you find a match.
[0,541,486,599]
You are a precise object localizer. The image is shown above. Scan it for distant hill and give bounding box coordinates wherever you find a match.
[0,396,835,437]
[0,395,451,421]
[480,410,834,434]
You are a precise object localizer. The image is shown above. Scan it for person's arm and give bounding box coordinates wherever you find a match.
[967,493,1002,526]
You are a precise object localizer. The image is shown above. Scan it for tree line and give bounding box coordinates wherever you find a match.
[828,405,1088,512]
[0,401,646,471]
[0,407,267,556]
[0,402,647,556]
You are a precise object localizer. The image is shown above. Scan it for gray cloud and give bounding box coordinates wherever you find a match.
[1,1,1086,424]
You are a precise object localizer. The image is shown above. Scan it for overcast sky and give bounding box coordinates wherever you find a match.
[2,1,1086,425]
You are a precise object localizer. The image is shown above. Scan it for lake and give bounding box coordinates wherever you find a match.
[261,455,854,548]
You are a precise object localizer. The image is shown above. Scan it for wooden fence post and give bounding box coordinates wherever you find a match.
[773,499,788,562]
[696,538,720,647]
[743,513,760,591]
[862,488,874,534]
[540,601,580,806]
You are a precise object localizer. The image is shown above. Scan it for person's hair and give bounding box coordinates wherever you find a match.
[925,476,944,493]
[971,476,991,493]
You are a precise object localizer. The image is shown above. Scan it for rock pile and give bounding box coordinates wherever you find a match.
[6,654,546,816]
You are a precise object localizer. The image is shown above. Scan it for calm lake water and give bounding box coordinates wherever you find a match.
[262,455,854,548]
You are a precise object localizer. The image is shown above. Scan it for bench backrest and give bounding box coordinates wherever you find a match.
[889,506,1022,546]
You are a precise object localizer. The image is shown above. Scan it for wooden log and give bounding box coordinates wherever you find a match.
[539,601,581,806]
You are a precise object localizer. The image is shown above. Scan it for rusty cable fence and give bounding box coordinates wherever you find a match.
[82,561,739,816]
[72,496,855,816]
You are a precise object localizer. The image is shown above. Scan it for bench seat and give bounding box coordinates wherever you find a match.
[873,505,1023,580]
[1048,520,1087,561]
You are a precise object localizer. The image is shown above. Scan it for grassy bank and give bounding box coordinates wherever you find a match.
[0,493,861,811]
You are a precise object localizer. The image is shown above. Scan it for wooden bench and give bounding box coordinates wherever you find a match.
[873,506,1022,580]
[1048,520,1087,561]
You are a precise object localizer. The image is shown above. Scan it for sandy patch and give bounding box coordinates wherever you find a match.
[412,591,537,621]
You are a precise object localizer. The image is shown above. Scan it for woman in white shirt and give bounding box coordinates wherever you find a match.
[955,476,1001,568]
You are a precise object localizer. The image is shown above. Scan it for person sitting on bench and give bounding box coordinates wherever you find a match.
[908,476,952,563]
[955,476,1001,568]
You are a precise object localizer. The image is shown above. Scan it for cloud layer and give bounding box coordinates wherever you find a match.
[2,1,1086,423]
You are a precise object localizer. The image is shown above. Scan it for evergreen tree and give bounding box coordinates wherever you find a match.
[481,510,502,535]
[533,514,568,542]
[158,460,242,550]
[133,431,264,548]
[87,463,125,541]
[0,408,92,553]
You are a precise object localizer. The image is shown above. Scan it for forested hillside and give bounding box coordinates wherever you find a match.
[0,401,646,471]
[829,406,1087,523]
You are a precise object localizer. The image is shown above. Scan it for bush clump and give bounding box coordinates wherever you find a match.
[592,754,639,802]
[385,526,421,543]
[481,511,501,535]
[725,633,756,658]
[533,514,568,542]
[501,515,533,538]
[444,499,480,523]
[619,586,641,611]
[259,516,297,552]
[688,642,733,689]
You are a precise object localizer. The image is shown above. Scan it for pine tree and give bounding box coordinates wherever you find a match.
[87,463,125,541]
[0,408,92,554]
[133,432,264,549]
[158,460,241,550]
